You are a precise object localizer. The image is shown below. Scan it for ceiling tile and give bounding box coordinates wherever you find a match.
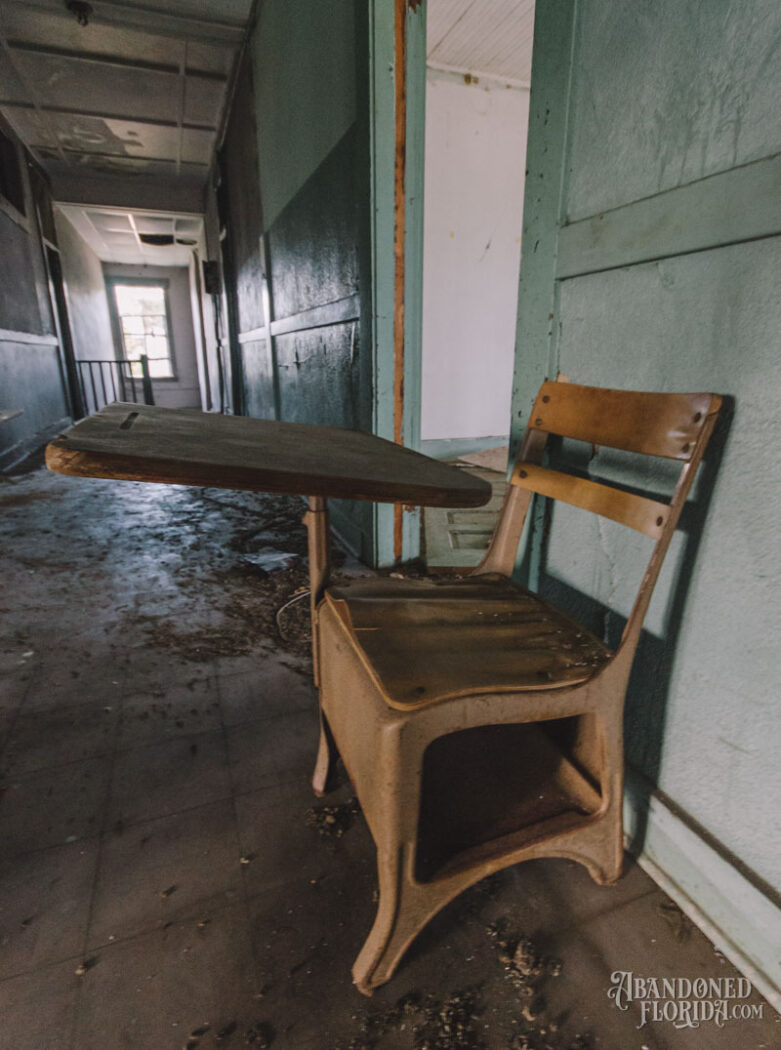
[57,203,203,266]
[133,214,174,234]
[1,8,233,77]
[184,75,224,127]
[10,52,182,123]
[86,210,133,231]
[0,104,57,148]
[115,0,253,25]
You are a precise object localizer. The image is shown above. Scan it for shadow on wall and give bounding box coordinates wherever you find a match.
[536,400,738,864]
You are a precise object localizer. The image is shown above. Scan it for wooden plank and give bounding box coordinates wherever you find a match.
[510,461,669,539]
[270,293,360,339]
[236,325,269,345]
[45,402,492,509]
[531,381,720,460]
[558,153,781,279]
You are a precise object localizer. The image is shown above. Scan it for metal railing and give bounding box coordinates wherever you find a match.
[75,354,154,417]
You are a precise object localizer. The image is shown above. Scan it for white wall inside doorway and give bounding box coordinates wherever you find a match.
[421,69,529,443]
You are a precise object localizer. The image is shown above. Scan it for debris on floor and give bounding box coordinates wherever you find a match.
[657,899,693,942]
[331,987,486,1050]
[244,1020,275,1046]
[485,921,581,1050]
[242,550,300,574]
[306,797,361,839]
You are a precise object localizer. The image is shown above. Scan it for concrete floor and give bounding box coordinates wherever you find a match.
[0,466,778,1050]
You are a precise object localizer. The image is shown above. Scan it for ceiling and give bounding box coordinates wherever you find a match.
[0,0,254,210]
[0,0,534,220]
[57,203,204,264]
[427,0,535,86]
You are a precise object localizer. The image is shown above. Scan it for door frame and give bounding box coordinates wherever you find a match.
[43,243,85,420]
[369,0,426,565]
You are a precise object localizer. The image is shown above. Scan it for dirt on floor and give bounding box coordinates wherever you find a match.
[118,488,320,664]
[2,468,777,1050]
[118,489,445,667]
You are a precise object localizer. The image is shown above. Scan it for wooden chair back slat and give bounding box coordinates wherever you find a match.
[530,382,718,460]
[510,462,669,539]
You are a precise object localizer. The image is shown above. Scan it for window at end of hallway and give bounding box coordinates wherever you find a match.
[112,283,174,379]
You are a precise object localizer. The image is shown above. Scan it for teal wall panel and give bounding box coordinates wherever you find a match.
[566,0,781,220]
[551,238,781,891]
[557,153,781,278]
[268,125,364,344]
[236,1,375,560]
[239,337,275,421]
[0,122,69,469]
[511,0,781,998]
[274,322,361,428]
[0,341,69,470]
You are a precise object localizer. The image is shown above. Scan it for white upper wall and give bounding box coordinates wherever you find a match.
[54,209,115,362]
[421,70,529,441]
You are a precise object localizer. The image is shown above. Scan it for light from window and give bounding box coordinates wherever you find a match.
[112,284,173,378]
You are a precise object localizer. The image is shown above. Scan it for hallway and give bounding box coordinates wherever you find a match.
[0,466,776,1050]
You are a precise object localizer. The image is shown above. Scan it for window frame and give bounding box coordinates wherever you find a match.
[106,276,178,382]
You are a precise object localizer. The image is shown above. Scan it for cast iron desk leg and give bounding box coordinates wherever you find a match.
[304,496,336,796]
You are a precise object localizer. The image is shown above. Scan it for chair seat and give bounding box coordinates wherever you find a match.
[323,573,611,709]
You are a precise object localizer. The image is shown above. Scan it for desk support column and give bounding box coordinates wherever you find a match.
[304,495,331,627]
[304,495,337,795]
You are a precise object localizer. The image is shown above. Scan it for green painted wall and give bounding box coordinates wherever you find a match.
[237,0,375,559]
[220,1,425,564]
[512,0,781,998]
[251,0,357,231]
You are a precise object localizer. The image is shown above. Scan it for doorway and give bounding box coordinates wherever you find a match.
[419,0,534,567]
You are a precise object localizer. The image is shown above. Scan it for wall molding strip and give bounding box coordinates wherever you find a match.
[426,63,530,92]
[237,293,360,344]
[558,153,781,279]
[624,766,781,1013]
[0,329,59,346]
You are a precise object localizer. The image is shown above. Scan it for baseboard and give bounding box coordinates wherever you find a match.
[420,435,507,461]
[623,766,781,1013]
